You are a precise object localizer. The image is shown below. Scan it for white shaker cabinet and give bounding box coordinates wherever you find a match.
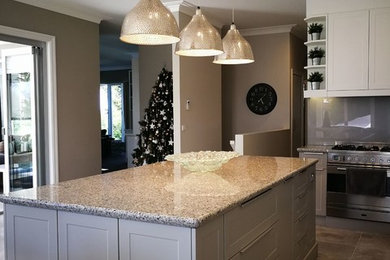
[300,152,327,217]
[328,10,369,92]
[119,219,192,260]
[58,212,119,260]
[5,204,58,260]
[369,8,390,90]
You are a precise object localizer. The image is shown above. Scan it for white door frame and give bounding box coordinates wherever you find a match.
[0,25,59,186]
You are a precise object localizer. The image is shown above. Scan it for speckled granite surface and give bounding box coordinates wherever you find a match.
[297,145,332,153]
[0,156,317,228]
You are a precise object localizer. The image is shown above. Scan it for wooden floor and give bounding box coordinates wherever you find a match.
[317,225,390,260]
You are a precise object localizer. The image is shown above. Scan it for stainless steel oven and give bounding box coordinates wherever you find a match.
[327,144,390,223]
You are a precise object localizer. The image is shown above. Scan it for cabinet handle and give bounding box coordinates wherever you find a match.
[298,212,308,222]
[298,189,308,200]
[284,175,294,183]
[302,152,323,156]
[240,225,274,254]
[241,188,272,208]
[337,167,347,171]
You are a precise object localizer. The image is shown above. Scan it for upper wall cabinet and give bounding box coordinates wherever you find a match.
[326,8,390,96]
[369,8,390,90]
[328,10,369,92]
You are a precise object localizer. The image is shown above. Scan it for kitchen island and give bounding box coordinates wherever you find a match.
[0,156,318,260]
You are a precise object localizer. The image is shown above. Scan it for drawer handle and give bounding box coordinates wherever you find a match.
[284,175,294,183]
[302,152,323,155]
[297,212,308,222]
[240,225,274,254]
[241,188,272,208]
[297,189,308,200]
[337,167,347,171]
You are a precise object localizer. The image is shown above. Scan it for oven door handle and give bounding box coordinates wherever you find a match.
[336,167,347,171]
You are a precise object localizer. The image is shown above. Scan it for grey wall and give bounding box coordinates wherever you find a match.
[0,0,101,181]
[222,33,291,150]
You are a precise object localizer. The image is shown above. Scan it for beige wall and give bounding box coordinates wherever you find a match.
[138,45,172,124]
[179,56,222,152]
[222,33,291,150]
[0,0,101,181]
[173,11,222,153]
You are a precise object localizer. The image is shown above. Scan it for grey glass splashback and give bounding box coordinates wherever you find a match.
[306,97,390,145]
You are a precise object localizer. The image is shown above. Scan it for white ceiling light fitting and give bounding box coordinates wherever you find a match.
[120,0,180,45]
[175,6,223,57]
[213,9,254,65]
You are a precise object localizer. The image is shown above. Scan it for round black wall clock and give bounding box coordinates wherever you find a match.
[246,83,277,115]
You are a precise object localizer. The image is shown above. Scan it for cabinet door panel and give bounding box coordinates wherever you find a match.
[369,8,390,90]
[119,219,191,260]
[328,11,369,91]
[5,204,57,260]
[58,211,118,260]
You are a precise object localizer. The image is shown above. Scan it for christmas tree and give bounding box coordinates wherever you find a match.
[132,68,174,166]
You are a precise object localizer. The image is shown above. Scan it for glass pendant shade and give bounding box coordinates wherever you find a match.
[175,7,223,57]
[213,23,254,65]
[120,0,180,45]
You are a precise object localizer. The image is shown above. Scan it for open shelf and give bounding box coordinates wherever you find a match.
[304,89,327,98]
[305,65,326,70]
[304,40,326,46]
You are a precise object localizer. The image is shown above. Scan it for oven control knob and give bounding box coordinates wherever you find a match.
[388,159,390,163]
[347,156,351,161]
[379,159,383,163]
[355,157,359,162]
[370,158,375,163]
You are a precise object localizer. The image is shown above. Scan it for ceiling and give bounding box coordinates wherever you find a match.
[14,0,307,70]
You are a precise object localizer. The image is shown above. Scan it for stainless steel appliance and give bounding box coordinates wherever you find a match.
[327,144,390,223]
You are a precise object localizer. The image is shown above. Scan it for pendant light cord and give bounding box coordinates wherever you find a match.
[232,8,235,25]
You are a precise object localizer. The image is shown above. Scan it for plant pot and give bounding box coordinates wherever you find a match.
[313,57,322,65]
[310,32,321,41]
[311,81,321,90]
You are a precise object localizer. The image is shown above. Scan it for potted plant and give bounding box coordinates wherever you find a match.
[308,47,325,65]
[308,71,323,90]
[308,23,323,40]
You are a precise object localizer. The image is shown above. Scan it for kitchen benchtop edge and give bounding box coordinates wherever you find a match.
[0,156,318,228]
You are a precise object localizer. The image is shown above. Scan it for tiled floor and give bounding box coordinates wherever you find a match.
[317,225,390,260]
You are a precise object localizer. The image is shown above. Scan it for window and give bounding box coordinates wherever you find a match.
[100,84,124,141]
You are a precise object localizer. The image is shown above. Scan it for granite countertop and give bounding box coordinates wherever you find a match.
[297,145,333,153]
[0,156,317,228]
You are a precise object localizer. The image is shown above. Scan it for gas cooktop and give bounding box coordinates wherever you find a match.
[328,143,390,166]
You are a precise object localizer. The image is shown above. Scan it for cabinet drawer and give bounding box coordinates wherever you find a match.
[293,169,309,195]
[230,222,279,260]
[294,211,310,242]
[294,215,315,260]
[225,188,278,259]
[294,184,311,221]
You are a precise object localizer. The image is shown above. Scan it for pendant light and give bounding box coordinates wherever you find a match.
[213,9,254,65]
[120,0,180,45]
[175,7,223,57]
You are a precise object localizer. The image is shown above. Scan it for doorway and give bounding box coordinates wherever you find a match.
[0,41,44,193]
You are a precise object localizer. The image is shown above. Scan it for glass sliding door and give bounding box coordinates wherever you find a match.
[1,46,38,193]
[100,83,124,141]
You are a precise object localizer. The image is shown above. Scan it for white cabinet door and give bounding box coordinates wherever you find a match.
[369,8,390,90]
[58,211,118,260]
[119,219,192,260]
[5,204,57,260]
[328,11,369,91]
